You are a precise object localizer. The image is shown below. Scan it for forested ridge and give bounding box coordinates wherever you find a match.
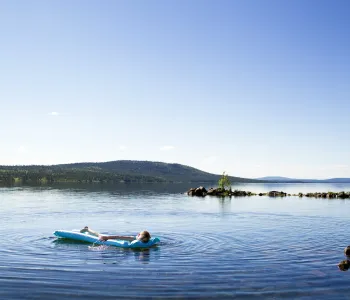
[0,160,259,185]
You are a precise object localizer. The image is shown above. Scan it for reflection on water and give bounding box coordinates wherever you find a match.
[0,183,350,298]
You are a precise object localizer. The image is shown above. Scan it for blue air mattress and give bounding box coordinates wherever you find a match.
[53,230,160,248]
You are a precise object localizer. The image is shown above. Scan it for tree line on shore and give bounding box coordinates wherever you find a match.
[0,161,266,186]
[0,162,262,185]
[0,166,166,185]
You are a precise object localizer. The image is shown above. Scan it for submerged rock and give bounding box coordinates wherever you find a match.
[195,186,207,196]
[338,259,350,271]
[187,188,196,196]
[207,188,218,196]
[268,191,287,197]
[327,192,337,198]
[231,190,247,196]
[187,186,207,197]
[344,246,350,256]
[338,191,350,199]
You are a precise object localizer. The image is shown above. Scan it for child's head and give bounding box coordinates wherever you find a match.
[137,230,151,243]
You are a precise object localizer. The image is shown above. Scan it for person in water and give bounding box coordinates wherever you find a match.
[80,226,151,243]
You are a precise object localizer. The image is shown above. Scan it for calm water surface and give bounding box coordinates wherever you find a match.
[1,183,350,299]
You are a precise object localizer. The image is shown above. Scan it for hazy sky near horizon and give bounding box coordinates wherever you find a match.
[0,0,349,179]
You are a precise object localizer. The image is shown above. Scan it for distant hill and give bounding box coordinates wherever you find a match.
[57,160,259,183]
[321,178,350,183]
[0,160,261,184]
[257,176,350,183]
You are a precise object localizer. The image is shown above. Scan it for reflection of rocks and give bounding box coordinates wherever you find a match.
[338,260,350,271]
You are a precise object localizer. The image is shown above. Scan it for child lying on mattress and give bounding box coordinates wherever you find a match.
[80,226,151,243]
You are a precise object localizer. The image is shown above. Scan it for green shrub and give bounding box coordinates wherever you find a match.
[218,172,231,191]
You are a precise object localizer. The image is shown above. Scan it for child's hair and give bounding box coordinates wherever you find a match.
[139,231,151,243]
[338,260,350,271]
[344,246,350,256]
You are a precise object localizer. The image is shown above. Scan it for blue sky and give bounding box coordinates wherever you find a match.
[0,0,349,179]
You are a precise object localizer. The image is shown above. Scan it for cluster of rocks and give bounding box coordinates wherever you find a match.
[187,187,257,197]
[187,187,350,199]
[187,186,208,197]
[187,187,291,197]
[266,191,288,197]
[298,191,350,198]
[338,246,350,271]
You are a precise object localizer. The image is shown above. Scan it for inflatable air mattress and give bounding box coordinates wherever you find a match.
[54,230,160,248]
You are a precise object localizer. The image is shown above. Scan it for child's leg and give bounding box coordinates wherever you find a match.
[80,226,100,237]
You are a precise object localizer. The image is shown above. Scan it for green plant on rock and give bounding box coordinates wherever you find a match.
[218,172,231,191]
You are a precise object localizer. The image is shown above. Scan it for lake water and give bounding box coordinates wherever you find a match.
[1,183,350,299]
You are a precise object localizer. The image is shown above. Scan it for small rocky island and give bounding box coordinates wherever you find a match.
[187,186,350,199]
